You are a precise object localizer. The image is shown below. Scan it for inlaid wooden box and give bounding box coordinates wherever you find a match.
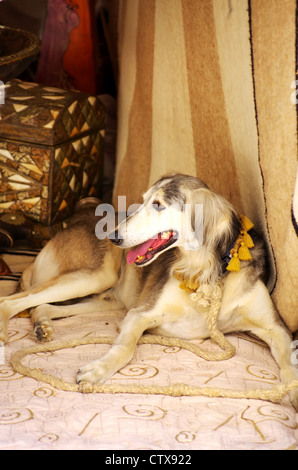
[0,79,106,225]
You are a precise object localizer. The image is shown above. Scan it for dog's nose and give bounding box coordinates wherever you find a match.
[109,230,123,245]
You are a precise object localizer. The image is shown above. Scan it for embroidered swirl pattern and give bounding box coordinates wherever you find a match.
[0,408,34,425]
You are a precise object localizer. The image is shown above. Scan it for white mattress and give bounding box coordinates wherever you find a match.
[0,250,297,450]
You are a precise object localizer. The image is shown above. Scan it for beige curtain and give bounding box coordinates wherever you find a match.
[113,0,298,332]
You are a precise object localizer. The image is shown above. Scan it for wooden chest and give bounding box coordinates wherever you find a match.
[0,79,106,225]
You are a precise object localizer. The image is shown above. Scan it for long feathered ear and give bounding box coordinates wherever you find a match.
[174,185,241,284]
[189,187,241,258]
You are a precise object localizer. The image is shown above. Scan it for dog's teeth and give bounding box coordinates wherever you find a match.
[161,231,171,239]
[136,255,144,261]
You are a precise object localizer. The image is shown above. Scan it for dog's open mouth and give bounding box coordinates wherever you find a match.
[126,230,178,265]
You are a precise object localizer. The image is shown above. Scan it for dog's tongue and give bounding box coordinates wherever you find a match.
[126,238,154,264]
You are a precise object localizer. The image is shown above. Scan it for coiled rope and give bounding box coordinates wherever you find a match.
[10,283,298,405]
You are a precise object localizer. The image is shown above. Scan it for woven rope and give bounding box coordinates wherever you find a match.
[10,283,298,404]
[10,333,298,402]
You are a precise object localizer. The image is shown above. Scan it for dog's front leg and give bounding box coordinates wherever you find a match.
[77,308,159,385]
[237,280,298,410]
[251,323,298,410]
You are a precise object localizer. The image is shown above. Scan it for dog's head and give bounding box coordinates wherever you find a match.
[110,174,240,268]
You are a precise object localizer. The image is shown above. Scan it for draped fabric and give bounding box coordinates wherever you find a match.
[113,0,298,332]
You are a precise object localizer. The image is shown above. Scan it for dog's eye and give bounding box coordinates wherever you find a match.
[152,200,166,211]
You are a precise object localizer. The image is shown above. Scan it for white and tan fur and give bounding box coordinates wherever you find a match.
[0,174,297,408]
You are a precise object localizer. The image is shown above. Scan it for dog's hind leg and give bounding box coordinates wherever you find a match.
[31,298,101,342]
[19,262,35,291]
[0,268,118,343]
[31,295,124,342]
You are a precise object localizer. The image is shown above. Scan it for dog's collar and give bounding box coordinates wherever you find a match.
[174,272,200,293]
[223,214,255,272]
[175,215,255,293]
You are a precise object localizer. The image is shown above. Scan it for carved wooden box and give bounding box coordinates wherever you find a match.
[0,79,105,225]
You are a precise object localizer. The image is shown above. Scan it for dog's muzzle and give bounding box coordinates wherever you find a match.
[109,230,123,246]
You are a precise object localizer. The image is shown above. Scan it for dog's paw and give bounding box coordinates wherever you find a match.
[33,321,54,342]
[280,368,298,411]
[280,366,298,382]
[76,360,115,385]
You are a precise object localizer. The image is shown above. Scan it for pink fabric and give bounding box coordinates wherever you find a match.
[0,252,297,450]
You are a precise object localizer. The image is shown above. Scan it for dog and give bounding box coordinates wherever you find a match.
[1,174,297,408]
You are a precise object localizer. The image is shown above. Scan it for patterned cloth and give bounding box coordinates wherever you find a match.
[0,249,298,450]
